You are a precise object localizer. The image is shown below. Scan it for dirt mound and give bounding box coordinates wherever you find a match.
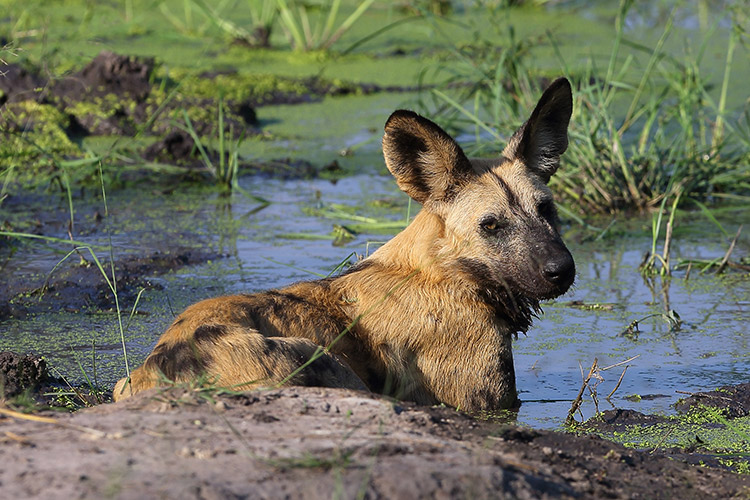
[54,51,154,102]
[0,63,46,104]
[674,383,750,418]
[0,386,747,499]
[579,408,669,432]
[142,130,202,168]
[0,352,48,398]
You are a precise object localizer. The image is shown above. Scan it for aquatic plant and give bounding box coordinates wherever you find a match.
[182,0,277,47]
[163,0,376,51]
[173,96,270,206]
[158,0,211,37]
[275,0,376,51]
[175,97,242,192]
[639,187,681,276]
[426,0,750,215]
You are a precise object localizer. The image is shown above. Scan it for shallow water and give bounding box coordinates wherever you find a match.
[516,239,750,428]
[2,162,748,429]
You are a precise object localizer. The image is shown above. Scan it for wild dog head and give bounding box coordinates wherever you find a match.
[382,78,575,329]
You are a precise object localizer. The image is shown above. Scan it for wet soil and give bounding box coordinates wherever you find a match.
[0,352,48,398]
[1,386,748,499]
[0,246,222,321]
[675,383,750,419]
[580,384,750,472]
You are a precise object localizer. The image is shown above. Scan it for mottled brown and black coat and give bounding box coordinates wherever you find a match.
[114,78,576,412]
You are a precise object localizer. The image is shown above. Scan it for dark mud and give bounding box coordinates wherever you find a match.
[0,247,221,320]
[675,383,750,418]
[141,129,336,179]
[0,386,748,499]
[0,352,48,398]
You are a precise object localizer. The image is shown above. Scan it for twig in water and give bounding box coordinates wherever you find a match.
[607,366,629,400]
[602,355,640,401]
[587,380,600,415]
[717,225,742,274]
[600,355,641,372]
[565,358,598,427]
[566,354,641,425]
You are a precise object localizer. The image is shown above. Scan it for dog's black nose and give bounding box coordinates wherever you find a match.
[543,252,575,288]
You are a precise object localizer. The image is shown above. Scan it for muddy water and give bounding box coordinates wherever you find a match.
[2,159,748,429]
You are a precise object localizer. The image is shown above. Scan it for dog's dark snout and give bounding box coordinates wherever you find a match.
[543,252,575,288]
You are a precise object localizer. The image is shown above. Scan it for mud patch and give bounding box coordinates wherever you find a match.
[0,62,46,105]
[579,408,670,432]
[0,248,222,320]
[141,129,330,179]
[0,386,747,499]
[675,383,750,418]
[577,386,750,474]
[0,352,48,398]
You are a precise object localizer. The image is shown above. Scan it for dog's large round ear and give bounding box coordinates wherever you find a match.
[383,110,474,206]
[503,78,573,183]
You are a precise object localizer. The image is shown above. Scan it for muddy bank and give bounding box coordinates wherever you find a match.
[675,383,750,418]
[1,386,748,499]
[580,384,750,472]
[142,129,341,178]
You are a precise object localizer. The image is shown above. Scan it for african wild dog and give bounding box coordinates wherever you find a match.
[113,78,575,411]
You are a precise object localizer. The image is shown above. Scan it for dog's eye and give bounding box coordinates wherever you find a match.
[480,216,503,234]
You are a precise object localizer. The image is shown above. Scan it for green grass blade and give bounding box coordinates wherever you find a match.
[322,0,376,50]
[620,7,675,133]
[431,89,503,141]
[320,0,341,43]
[276,0,305,50]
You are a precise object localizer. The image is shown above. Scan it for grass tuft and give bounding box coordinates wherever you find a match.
[424,1,750,215]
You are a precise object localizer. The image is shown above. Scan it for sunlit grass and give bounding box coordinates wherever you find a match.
[424,0,750,216]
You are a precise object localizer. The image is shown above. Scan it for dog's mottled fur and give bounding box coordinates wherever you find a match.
[114,78,575,411]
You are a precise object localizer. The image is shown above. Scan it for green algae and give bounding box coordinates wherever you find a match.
[579,404,750,474]
[166,67,366,104]
[62,93,138,131]
[0,101,82,169]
